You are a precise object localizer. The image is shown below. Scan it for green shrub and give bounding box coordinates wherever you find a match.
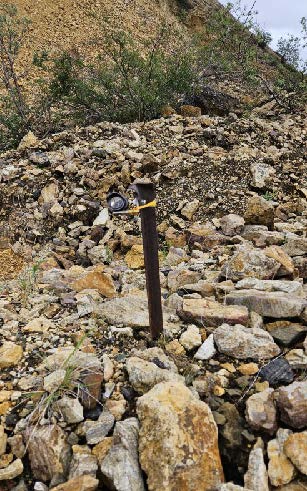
[46,28,200,124]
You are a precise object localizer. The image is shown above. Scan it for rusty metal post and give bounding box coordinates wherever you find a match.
[129,182,163,339]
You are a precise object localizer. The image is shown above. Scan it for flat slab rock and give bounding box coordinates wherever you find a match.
[213,323,280,360]
[178,298,249,327]
[226,290,306,318]
[97,293,178,332]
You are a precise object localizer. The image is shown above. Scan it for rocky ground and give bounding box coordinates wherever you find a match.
[0,106,306,490]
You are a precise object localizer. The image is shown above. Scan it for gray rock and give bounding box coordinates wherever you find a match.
[259,358,294,386]
[244,446,269,491]
[97,293,178,333]
[213,323,280,360]
[220,214,245,236]
[68,448,98,479]
[57,396,84,424]
[277,381,307,429]
[85,412,115,444]
[100,418,145,491]
[250,162,275,189]
[235,278,304,296]
[226,290,306,318]
[267,322,307,347]
[126,356,184,394]
[245,388,277,434]
[282,236,307,256]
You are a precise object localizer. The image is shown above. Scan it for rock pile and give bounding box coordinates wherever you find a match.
[0,109,306,489]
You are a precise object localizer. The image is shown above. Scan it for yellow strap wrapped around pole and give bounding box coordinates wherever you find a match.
[126,200,157,215]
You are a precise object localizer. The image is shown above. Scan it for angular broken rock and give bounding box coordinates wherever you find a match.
[0,458,23,481]
[68,447,98,479]
[126,356,184,394]
[250,162,275,189]
[85,412,115,444]
[277,381,307,429]
[268,429,296,487]
[244,195,275,228]
[219,214,245,236]
[137,381,224,491]
[222,245,280,281]
[284,431,307,476]
[40,348,103,410]
[264,245,294,274]
[235,278,303,296]
[244,446,269,491]
[245,388,277,434]
[51,475,99,491]
[178,298,249,327]
[0,342,23,368]
[266,321,307,347]
[285,349,307,369]
[24,424,71,487]
[0,425,7,456]
[281,236,307,257]
[226,290,306,318]
[213,324,280,360]
[179,325,202,350]
[167,268,201,293]
[259,358,294,386]
[56,396,84,424]
[194,333,216,360]
[72,267,116,297]
[97,293,177,331]
[100,418,145,491]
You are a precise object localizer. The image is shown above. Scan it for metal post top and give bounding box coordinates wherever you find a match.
[129,180,156,203]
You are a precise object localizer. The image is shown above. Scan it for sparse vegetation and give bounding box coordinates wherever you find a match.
[18,260,42,306]
[0,1,306,151]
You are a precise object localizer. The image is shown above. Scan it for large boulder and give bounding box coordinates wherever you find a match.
[137,381,224,491]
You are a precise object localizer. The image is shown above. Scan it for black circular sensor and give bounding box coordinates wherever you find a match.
[107,192,128,212]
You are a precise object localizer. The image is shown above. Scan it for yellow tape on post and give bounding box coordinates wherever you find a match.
[127,200,157,215]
